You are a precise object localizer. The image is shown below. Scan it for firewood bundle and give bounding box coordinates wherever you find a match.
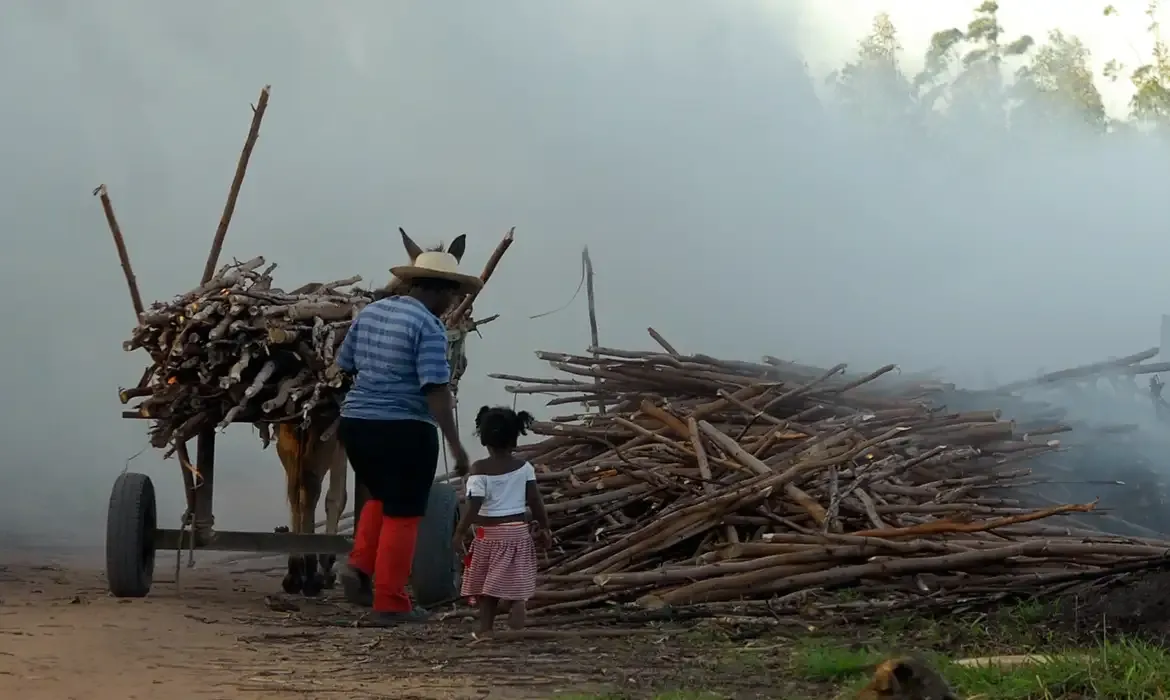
[120,229,512,456]
[487,339,1170,613]
[121,257,373,449]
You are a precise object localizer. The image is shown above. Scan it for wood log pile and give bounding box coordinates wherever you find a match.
[488,335,1170,614]
[121,257,372,449]
[120,247,507,453]
[933,349,1170,540]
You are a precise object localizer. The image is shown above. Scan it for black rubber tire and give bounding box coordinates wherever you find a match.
[105,472,158,598]
[410,482,461,607]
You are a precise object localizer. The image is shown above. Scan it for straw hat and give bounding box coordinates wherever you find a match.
[390,250,483,293]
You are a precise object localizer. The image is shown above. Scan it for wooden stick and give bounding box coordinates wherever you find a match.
[582,246,603,414]
[445,227,515,321]
[93,184,145,318]
[200,85,272,284]
[647,327,679,355]
[995,347,1160,392]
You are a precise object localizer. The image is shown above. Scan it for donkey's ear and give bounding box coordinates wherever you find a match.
[447,234,467,262]
[399,227,424,261]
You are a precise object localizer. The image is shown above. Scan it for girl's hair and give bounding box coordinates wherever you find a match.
[474,405,535,450]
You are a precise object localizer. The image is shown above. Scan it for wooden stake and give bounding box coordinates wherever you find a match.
[444,227,516,322]
[582,246,603,414]
[93,184,145,319]
[647,326,679,355]
[200,85,272,284]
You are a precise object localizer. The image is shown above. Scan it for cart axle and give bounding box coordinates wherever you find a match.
[154,529,352,555]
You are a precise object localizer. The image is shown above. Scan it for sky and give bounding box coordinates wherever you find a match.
[1,0,1169,549]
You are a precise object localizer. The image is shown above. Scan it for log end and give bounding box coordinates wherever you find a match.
[635,593,669,610]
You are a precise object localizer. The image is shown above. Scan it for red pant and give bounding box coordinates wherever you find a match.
[348,499,421,612]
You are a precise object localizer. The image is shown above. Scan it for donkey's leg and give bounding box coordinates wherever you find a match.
[299,474,326,597]
[319,448,348,589]
[282,498,306,595]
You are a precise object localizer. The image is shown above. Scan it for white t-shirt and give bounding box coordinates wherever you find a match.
[465,462,536,517]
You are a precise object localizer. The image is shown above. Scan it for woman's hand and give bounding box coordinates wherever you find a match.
[535,528,553,550]
[451,442,471,476]
[453,534,468,559]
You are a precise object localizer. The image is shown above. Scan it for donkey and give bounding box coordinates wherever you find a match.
[275,229,467,597]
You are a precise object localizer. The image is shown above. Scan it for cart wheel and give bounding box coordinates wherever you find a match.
[105,472,158,598]
[411,483,461,608]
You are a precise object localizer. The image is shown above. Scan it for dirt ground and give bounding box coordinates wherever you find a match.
[0,550,789,700]
[7,546,1170,700]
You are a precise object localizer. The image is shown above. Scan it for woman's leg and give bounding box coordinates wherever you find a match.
[348,500,383,576]
[371,420,440,619]
[373,514,421,612]
[337,419,384,606]
[349,480,378,569]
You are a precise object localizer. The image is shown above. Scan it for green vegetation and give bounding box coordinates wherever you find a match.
[554,600,1170,699]
[828,0,1170,133]
[785,636,1170,699]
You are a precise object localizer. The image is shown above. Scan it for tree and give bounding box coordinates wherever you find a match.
[829,2,1131,136]
[1014,30,1107,129]
[1104,2,1170,129]
[827,12,919,129]
[915,1,1034,128]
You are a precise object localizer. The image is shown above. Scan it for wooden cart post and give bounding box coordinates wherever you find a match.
[191,430,216,544]
[188,85,270,544]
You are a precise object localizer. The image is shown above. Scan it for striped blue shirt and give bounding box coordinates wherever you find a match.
[336,296,451,422]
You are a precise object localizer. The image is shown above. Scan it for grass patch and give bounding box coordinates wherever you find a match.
[788,603,1170,699]
[556,694,729,700]
[945,638,1170,699]
[794,636,1170,700]
[553,601,1170,699]
[790,642,888,682]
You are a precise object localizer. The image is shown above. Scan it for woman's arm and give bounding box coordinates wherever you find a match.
[416,319,469,473]
[335,314,361,374]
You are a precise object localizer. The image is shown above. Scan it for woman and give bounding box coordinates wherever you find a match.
[335,233,481,624]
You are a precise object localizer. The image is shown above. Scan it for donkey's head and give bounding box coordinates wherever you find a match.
[398,227,466,264]
[374,228,469,307]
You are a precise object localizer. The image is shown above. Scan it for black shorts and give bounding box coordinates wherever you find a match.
[339,418,440,518]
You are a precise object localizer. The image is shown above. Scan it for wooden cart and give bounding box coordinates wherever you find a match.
[103,420,462,606]
[97,85,470,606]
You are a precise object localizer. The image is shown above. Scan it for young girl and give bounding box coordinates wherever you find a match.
[454,406,552,635]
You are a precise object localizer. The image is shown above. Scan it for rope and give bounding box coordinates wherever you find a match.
[440,392,462,478]
[527,254,587,320]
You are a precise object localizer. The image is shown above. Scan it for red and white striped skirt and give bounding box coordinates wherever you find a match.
[460,522,538,602]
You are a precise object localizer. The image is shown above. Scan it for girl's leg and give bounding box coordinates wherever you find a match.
[477,596,499,635]
[506,600,527,630]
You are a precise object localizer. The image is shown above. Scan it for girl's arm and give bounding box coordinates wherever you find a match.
[525,482,550,533]
[525,481,552,549]
[524,463,551,537]
[454,471,486,546]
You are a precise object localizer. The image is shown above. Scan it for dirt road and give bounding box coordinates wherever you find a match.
[0,552,578,700]
[1,552,739,700]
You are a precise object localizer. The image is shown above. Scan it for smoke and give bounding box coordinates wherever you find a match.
[2,0,1168,549]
